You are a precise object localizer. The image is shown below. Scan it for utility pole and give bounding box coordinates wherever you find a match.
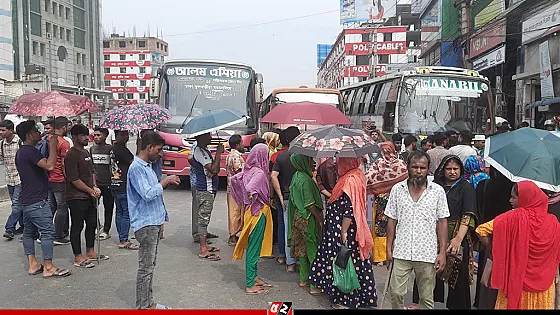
[458,0,470,68]
[368,24,379,79]
[47,38,52,91]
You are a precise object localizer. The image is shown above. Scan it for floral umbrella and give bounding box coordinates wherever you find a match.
[99,104,171,131]
[288,125,381,158]
[9,90,99,116]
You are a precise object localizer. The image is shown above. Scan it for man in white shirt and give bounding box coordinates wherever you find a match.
[385,150,449,310]
[449,130,477,163]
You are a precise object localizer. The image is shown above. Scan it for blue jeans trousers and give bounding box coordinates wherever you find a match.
[114,193,131,243]
[22,200,55,260]
[5,185,22,232]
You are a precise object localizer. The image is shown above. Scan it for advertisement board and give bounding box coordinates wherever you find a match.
[104,60,151,67]
[317,44,333,68]
[345,41,407,55]
[421,0,442,54]
[345,64,387,77]
[522,2,560,44]
[472,45,505,71]
[539,40,554,99]
[474,0,504,30]
[470,19,506,58]
[340,0,396,24]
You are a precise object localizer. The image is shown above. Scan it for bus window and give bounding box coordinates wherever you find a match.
[352,87,365,115]
[357,86,370,114]
[347,89,357,114]
[367,84,381,114]
[375,83,390,117]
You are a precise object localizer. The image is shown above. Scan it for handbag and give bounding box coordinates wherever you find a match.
[333,254,360,293]
[439,252,462,289]
[480,258,493,288]
[334,243,352,269]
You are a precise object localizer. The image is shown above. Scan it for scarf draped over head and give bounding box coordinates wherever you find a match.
[463,155,490,189]
[329,157,374,261]
[366,141,408,195]
[289,154,323,219]
[230,143,270,216]
[434,154,463,186]
[262,132,280,156]
[492,181,560,309]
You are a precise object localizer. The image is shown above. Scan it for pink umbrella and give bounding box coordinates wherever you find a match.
[260,101,350,125]
[9,90,99,117]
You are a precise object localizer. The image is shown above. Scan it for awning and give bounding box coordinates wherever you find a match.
[525,97,560,109]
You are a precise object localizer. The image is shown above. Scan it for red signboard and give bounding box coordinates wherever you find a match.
[104,60,151,67]
[345,41,407,55]
[104,50,151,55]
[470,19,506,58]
[344,26,408,34]
[104,73,152,80]
[345,65,387,77]
[105,86,150,93]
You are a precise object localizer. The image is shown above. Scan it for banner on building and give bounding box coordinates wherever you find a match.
[470,19,506,58]
[472,45,505,71]
[345,64,387,77]
[345,41,407,55]
[474,0,504,30]
[104,60,151,67]
[104,73,152,80]
[522,2,560,44]
[340,0,397,24]
[539,40,554,99]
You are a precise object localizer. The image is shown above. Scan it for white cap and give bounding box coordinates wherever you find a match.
[474,135,485,141]
[545,119,555,125]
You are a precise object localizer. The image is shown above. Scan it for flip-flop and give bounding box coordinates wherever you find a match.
[199,253,220,261]
[28,264,44,276]
[276,257,286,264]
[207,232,219,239]
[155,304,171,309]
[74,260,95,268]
[246,288,269,295]
[43,268,71,278]
[298,282,309,287]
[309,290,322,296]
[208,246,220,253]
[88,254,109,261]
[256,282,273,288]
[331,304,349,309]
[119,243,139,250]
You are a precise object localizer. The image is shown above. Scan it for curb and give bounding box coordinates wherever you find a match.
[0,185,9,202]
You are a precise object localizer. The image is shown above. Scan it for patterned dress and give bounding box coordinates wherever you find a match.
[309,193,377,309]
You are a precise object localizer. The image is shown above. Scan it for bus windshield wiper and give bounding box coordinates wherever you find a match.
[180,95,198,131]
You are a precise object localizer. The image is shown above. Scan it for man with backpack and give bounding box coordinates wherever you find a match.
[0,120,23,240]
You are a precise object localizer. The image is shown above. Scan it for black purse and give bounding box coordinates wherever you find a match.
[335,243,352,269]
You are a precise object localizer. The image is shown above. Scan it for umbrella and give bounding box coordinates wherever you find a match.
[181,108,247,138]
[288,125,381,158]
[99,104,171,131]
[9,90,98,116]
[484,127,560,192]
[260,101,351,125]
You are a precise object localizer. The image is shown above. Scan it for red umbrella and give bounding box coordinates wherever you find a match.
[8,90,99,117]
[260,101,350,125]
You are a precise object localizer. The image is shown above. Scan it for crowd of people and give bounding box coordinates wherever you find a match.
[1,116,559,310]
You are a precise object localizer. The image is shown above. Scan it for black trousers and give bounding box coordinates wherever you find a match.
[98,185,114,233]
[68,198,97,255]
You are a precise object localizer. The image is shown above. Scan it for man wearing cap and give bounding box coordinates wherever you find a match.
[473,135,486,156]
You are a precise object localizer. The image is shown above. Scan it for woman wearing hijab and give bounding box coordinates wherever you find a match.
[463,155,490,189]
[262,132,280,158]
[476,181,560,309]
[288,154,324,295]
[432,155,479,309]
[231,143,274,295]
[309,157,377,309]
[365,142,408,265]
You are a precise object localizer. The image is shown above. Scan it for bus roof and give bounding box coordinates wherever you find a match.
[269,87,341,95]
[164,59,254,69]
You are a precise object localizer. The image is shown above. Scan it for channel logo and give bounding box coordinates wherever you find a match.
[268,302,293,315]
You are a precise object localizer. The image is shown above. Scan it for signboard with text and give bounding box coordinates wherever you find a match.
[522,2,560,44]
[472,45,505,71]
[104,73,152,80]
[539,40,555,99]
[104,60,151,67]
[345,64,387,77]
[470,19,506,58]
[340,0,396,24]
[474,0,504,30]
[345,41,407,55]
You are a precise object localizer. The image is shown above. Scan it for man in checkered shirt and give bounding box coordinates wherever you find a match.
[0,120,23,240]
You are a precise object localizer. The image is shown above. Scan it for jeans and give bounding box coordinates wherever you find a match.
[283,200,296,265]
[5,184,22,232]
[67,198,97,255]
[135,225,161,310]
[114,193,131,243]
[49,182,69,239]
[22,200,55,260]
[276,197,286,257]
[99,185,114,233]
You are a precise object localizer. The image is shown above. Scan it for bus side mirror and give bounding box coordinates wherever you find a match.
[151,77,160,99]
[255,73,264,103]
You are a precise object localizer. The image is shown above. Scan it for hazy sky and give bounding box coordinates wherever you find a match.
[102,0,343,93]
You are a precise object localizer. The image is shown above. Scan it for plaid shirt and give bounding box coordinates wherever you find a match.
[1,135,21,186]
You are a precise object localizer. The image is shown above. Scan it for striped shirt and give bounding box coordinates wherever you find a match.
[127,156,166,232]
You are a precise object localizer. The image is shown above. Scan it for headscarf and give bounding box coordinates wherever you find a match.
[262,132,280,156]
[434,155,464,186]
[366,141,408,195]
[329,157,374,261]
[289,154,323,220]
[230,143,270,216]
[492,181,560,309]
[463,155,490,189]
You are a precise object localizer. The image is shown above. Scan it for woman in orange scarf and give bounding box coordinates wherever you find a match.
[309,157,376,309]
[476,181,560,309]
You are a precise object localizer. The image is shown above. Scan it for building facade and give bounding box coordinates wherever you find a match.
[0,0,14,83]
[102,34,168,105]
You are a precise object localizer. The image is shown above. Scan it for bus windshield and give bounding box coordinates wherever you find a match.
[274,92,340,106]
[398,76,491,134]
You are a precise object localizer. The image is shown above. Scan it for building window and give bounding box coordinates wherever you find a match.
[40,43,45,56]
[44,0,50,12]
[59,27,64,39]
[52,1,56,15]
[74,28,85,48]
[73,0,85,8]
[362,33,370,42]
[103,54,109,60]
[127,93,133,100]
[139,54,145,61]
[53,25,58,38]
[46,22,51,34]
[138,40,146,47]
[82,54,85,65]
[379,55,389,64]
[104,67,110,73]
[82,74,87,85]
[156,42,160,49]
[104,80,110,87]
[76,74,80,85]
[139,67,146,74]
[120,80,126,86]
[32,41,38,55]
[118,93,125,99]
[383,33,392,41]
[65,7,70,19]
[120,67,126,73]
[119,41,126,48]
[59,4,63,17]
[30,13,42,36]
[103,41,109,48]
[76,52,80,64]
[66,29,71,41]
[30,0,41,13]
[140,93,146,100]
[119,54,126,60]
[164,45,167,52]
[140,80,146,86]
[73,7,85,29]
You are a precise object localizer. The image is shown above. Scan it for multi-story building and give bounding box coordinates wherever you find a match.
[102,34,168,105]
[0,0,14,83]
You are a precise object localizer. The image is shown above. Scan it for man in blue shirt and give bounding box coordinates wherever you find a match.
[127,131,180,310]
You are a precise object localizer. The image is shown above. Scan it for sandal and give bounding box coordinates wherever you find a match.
[207,232,219,239]
[298,282,309,288]
[287,264,296,273]
[309,289,322,296]
[74,260,95,268]
[88,254,109,261]
[119,242,139,250]
[28,264,44,275]
[199,253,220,261]
[43,268,71,278]
[276,257,286,264]
[331,304,349,309]
[208,246,220,253]
[246,288,269,295]
[255,279,273,288]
